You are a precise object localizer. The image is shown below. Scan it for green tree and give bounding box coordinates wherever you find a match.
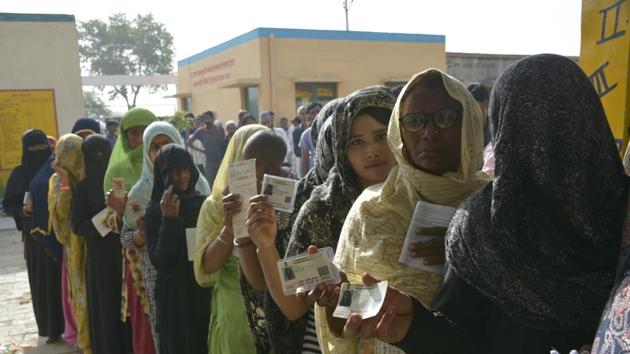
[79,13,174,109]
[166,111,194,131]
[83,90,113,118]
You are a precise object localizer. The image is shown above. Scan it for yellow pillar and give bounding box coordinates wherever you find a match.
[580,0,630,151]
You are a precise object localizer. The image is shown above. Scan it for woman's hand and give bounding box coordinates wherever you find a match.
[222,192,241,235]
[22,202,33,217]
[296,246,348,309]
[106,189,128,216]
[246,195,277,250]
[133,217,145,247]
[160,186,180,218]
[408,227,447,265]
[342,274,414,344]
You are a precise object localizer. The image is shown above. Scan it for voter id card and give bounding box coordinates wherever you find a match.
[332,281,388,319]
[277,247,341,295]
[261,174,298,213]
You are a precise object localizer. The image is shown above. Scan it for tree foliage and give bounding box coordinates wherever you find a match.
[79,13,174,109]
[83,90,113,118]
[166,111,194,131]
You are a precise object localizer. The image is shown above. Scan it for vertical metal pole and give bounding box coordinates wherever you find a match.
[344,0,349,30]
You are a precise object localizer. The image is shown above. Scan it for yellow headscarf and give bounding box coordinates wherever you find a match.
[48,134,85,245]
[55,134,85,184]
[193,124,270,287]
[316,69,490,354]
[47,133,92,354]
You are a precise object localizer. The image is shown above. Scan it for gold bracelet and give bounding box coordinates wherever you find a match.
[216,235,232,246]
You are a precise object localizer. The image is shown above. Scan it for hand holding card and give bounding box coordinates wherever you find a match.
[332,281,388,319]
[261,174,298,213]
[276,247,341,295]
[228,159,257,238]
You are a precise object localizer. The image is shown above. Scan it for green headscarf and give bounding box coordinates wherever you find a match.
[103,107,158,192]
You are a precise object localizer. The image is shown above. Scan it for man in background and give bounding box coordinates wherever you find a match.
[299,102,322,176]
[292,105,308,178]
[260,111,292,166]
[105,119,118,148]
[467,82,494,178]
[187,116,207,176]
[187,111,225,185]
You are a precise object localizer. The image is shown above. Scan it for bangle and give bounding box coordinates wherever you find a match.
[233,238,254,248]
[216,235,232,246]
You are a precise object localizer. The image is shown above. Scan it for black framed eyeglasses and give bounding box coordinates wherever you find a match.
[399,108,461,133]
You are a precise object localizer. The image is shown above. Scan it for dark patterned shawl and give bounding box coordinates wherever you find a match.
[270,86,394,353]
[447,54,628,332]
[240,99,342,354]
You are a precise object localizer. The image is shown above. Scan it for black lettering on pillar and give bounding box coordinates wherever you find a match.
[589,61,618,97]
[597,0,626,45]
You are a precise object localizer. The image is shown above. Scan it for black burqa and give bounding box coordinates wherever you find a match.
[3,130,62,338]
[145,144,211,354]
[447,54,628,332]
[394,54,629,354]
[71,135,128,354]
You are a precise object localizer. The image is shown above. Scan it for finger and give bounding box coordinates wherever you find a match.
[224,200,242,212]
[416,227,447,237]
[223,193,239,203]
[422,256,444,265]
[343,314,363,338]
[309,284,326,306]
[376,306,397,340]
[249,194,269,203]
[307,245,319,255]
[247,201,274,218]
[408,239,443,251]
[358,315,376,339]
[362,273,380,286]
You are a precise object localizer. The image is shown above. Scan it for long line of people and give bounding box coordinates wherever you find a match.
[4,53,629,354]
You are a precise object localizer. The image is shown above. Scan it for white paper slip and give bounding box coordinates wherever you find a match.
[399,201,457,274]
[228,159,257,238]
[112,177,126,197]
[333,281,388,319]
[23,191,31,205]
[185,228,197,262]
[277,247,341,295]
[91,208,113,237]
[262,174,298,213]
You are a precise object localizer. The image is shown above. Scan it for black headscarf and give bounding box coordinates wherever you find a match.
[22,129,52,185]
[149,144,201,204]
[261,98,345,353]
[81,135,112,204]
[72,117,101,135]
[446,54,628,332]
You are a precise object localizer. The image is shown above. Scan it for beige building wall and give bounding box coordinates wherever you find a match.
[177,28,446,123]
[0,14,84,135]
[264,37,445,117]
[177,39,263,121]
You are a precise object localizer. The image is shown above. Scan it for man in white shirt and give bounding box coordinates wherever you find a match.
[260,111,292,166]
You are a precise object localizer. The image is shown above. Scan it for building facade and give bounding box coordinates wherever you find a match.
[176,28,446,121]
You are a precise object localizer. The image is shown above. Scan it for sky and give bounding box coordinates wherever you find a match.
[4,0,583,115]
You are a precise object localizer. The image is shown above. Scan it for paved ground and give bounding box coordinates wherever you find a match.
[0,217,76,354]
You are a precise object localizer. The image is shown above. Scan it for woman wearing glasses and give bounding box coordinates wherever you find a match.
[341,55,624,353]
[315,69,490,353]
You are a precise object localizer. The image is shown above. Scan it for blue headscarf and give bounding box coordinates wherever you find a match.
[123,121,211,229]
[29,156,62,262]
